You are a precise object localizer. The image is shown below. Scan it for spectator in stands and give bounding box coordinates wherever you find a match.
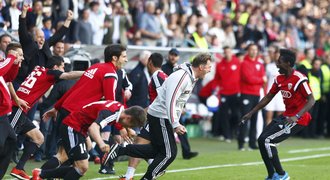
[2,0,21,32]
[88,1,105,45]
[189,22,209,49]
[0,0,10,30]
[74,8,93,45]
[26,0,43,30]
[139,1,162,46]
[127,50,151,108]
[214,46,241,142]
[238,44,266,151]
[42,17,53,40]
[103,1,133,46]
[0,34,11,58]
[222,23,237,49]
[162,48,180,76]
[297,48,315,77]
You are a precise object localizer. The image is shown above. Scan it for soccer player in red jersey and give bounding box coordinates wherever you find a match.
[0,44,23,179]
[33,100,146,180]
[8,56,84,180]
[241,49,315,180]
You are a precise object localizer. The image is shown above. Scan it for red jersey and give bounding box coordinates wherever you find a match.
[214,56,241,95]
[62,100,124,137]
[14,66,62,113]
[148,70,167,103]
[0,55,17,116]
[240,55,265,96]
[269,70,312,126]
[54,62,117,112]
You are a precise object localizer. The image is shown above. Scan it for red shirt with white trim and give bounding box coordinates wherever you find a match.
[14,66,62,113]
[148,70,167,103]
[269,70,312,126]
[62,100,124,137]
[54,62,117,112]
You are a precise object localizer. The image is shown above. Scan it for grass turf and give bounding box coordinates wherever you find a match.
[4,137,330,180]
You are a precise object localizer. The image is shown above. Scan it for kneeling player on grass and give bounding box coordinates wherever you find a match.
[33,100,146,180]
[240,49,315,180]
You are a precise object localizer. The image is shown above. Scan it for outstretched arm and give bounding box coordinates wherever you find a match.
[59,71,84,80]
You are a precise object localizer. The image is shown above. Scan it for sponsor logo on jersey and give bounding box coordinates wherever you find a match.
[17,87,31,95]
[280,90,292,98]
[288,83,292,90]
[84,68,98,79]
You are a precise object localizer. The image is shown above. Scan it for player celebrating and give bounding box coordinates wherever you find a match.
[33,100,146,180]
[9,56,83,180]
[240,49,315,180]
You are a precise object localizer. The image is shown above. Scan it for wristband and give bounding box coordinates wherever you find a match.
[295,114,301,119]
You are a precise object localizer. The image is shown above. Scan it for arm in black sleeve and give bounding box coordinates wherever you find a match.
[47,25,69,47]
[122,70,133,91]
[18,16,37,60]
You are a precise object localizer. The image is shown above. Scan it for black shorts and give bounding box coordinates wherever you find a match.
[0,115,17,148]
[59,123,88,161]
[8,106,36,135]
[138,121,150,141]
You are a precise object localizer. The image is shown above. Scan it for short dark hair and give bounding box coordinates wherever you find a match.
[149,53,163,68]
[279,49,296,67]
[124,106,146,127]
[5,43,22,56]
[0,34,11,42]
[104,44,126,63]
[191,53,212,68]
[46,56,64,69]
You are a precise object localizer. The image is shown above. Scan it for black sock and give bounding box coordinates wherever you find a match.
[40,166,72,179]
[16,141,38,170]
[41,157,60,170]
[63,167,83,180]
[0,139,16,179]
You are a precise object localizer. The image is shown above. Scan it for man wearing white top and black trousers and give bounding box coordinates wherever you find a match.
[103,53,212,180]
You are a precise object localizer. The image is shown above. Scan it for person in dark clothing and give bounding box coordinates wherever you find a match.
[127,50,151,108]
[161,48,180,75]
[161,48,199,160]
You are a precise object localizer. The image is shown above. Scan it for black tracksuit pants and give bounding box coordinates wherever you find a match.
[119,113,177,180]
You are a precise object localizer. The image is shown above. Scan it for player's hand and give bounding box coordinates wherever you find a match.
[100,143,110,153]
[42,108,58,122]
[16,98,30,111]
[119,128,131,143]
[124,90,132,100]
[240,112,252,126]
[174,124,186,135]
[66,10,74,21]
[285,116,298,126]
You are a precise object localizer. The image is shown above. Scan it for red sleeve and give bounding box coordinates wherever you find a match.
[241,62,264,85]
[3,63,19,82]
[113,122,123,130]
[0,55,16,76]
[213,62,221,85]
[269,80,280,95]
[103,72,117,101]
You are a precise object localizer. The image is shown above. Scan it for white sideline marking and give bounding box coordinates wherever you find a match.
[90,153,330,180]
[288,147,330,153]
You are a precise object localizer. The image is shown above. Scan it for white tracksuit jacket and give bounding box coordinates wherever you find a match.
[148,63,197,128]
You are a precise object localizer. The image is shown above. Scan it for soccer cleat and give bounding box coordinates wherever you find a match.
[119,175,133,180]
[102,143,119,165]
[265,173,278,180]
[276,172,290,180]
[32,168,42,180]
[10,167,30,180]
[98,166,116,175]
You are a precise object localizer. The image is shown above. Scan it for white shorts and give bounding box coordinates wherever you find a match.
[265,92,285,112]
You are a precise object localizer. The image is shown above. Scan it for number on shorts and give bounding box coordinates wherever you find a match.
[79,143,87,154]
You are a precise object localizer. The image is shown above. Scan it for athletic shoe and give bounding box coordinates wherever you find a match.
[102,143,119,165]
[10,167,30,180]
[276,172,290,180]
[265,173,278,180]
[183,152,198,159]
[98,166,115,175]
[119,175,133,180]
[32,168,42,180]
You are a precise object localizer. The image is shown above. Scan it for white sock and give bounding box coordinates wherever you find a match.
[125,167,136,179]
[147,159,154,165]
